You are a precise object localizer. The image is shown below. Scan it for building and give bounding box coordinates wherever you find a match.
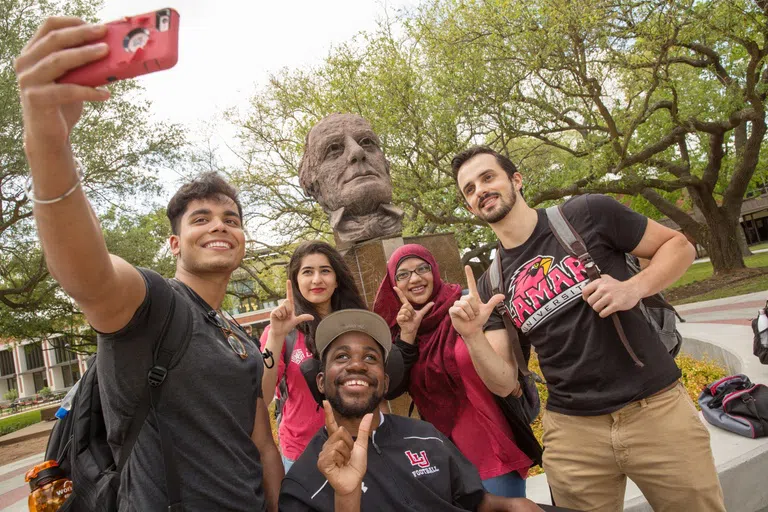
[0,335,89,398]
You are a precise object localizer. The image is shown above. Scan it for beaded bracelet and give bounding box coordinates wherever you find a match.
[24,159,84,205]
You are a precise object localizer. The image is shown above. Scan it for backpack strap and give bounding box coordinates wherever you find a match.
[545,205,644,368]
[117,270,191,512]
[276,330,298,417]
[490,245,532,377]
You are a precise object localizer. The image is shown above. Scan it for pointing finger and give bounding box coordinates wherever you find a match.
[355,413,373,450]
[393,286,410,306]
[284,280,295,311]
[323,400,338,435]
[464,265,479,297]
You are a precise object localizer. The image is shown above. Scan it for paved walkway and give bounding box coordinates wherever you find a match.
[0,291,766,510]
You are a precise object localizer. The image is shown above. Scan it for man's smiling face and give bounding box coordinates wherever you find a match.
[169,195,245,275]
[318,331,389,419]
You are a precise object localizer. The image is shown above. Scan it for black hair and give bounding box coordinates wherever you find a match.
[166,172,243,235]
[450,146,519,181]
[288,241,367,357]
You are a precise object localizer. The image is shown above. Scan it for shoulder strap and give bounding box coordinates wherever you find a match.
[491,245,531,376]
[284,330,298,365]
[118,270,191,511]
[545,205,644,368]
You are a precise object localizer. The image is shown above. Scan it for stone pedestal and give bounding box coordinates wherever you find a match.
[339,232,465,419]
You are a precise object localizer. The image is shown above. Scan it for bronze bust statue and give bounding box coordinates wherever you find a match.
[299,113,403,246]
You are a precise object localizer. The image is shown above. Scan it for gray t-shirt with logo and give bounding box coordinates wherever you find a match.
[97,269,266,511]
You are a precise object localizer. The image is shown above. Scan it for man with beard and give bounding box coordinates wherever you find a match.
[15,17,282,511]
[278,310,545,512]
[451,146,724,512]
[299,113,404,246]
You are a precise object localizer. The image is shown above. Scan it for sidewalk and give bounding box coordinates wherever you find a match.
[0,421,54,448]
[0,452,44,511]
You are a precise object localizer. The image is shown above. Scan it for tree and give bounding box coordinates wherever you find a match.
[235,0,768,275]
[411,0,767,273]
[1,0,186,347]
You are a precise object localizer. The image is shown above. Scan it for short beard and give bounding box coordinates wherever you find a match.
[327,388,383,419]
[478,191,516,224]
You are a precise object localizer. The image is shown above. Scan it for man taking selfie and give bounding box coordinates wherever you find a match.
[16,17,282,511]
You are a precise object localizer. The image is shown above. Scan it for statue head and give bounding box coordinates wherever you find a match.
[299,113,393,216]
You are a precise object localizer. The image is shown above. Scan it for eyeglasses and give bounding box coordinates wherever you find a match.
[213,311,248,360]
[395,263,432,282]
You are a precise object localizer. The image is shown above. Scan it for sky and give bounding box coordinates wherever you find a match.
[97,0,417,172]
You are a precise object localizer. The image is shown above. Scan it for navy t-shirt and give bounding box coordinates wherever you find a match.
[477,195,681,416]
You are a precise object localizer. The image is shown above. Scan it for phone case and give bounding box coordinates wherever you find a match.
[58,8,180,87]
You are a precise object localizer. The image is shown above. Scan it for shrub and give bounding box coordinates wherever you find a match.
[0,410,42,436]
[3,389,18,401]
[38,387,52,398]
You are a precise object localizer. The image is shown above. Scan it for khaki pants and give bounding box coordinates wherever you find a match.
[542,383,725,512]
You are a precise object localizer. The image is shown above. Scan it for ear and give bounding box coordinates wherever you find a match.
[316,372,325,395]
[383,373,390,394]
[169,235,181,257]
[511,172,523,193]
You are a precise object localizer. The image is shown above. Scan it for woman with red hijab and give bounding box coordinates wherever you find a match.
[374,244,532,498]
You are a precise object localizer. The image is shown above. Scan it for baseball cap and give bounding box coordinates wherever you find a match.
[315,309,392,360]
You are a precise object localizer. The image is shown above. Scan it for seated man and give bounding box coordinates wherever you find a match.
[278,309,547,512]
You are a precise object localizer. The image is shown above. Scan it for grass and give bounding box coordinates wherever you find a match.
[526,352,726,476]
[673,274,768,304]
[671,251,768,289]
[0,410,42,437]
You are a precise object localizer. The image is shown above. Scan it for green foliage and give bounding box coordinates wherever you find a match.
[0,410,41,436]
[0,0,187,347]
[3,389,18,401]
[235,0,768,274]
[38,387,51,398]
[676,354,727,408]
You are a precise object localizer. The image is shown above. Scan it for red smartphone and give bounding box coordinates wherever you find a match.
[59,8,179,87]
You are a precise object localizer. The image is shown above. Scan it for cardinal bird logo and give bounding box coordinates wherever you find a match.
[503,254,589,332]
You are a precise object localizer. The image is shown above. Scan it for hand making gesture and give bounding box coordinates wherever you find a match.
[393,287,434,344]
[317,401,373,497]
[269,280,314,339]
[449,266,506,340]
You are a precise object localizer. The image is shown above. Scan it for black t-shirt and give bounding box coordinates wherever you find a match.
[279,414,486,511]
[477,195,681,416]
[97,269,266,511]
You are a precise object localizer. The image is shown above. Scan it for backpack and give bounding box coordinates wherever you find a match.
[544,204,684,366]
[752,303,768,365]
[274,330,298,425]
[698,374,768,438]
[43,270,191,512]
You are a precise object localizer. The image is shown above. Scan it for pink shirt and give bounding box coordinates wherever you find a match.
[261,325,325,461]
[412,336,532,480]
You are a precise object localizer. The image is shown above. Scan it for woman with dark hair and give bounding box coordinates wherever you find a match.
[374,244,532,498]
[261,241,367,472]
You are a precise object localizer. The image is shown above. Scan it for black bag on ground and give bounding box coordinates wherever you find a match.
[699,374,768,438]
[752,303,768,365]
[42,270,191,512]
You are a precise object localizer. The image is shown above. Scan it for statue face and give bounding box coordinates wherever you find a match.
[301,114,392,215]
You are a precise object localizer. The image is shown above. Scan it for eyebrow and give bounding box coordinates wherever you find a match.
[188,208,240,219]
[300,265,333,271]
[316,129,379,150]
[329,344,380,356]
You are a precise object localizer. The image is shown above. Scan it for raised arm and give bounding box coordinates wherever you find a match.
[16,18,145,333]
[450,266,519,397]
